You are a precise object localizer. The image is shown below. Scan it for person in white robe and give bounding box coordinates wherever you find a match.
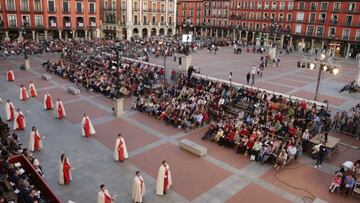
[54,98,66,119]
[132,171,146,203]
[81,113,96,137]
[29,81,38,97]
[156,160,172,195]
[5,99,15,121]
[59,154,73,185]
[114,133,128,162]
[97,184,116,203]
[28,126,43,152]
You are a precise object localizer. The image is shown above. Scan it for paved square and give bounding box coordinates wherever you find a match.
[130,143,232,200]
[35,87,80,103]
[63,100,109,124]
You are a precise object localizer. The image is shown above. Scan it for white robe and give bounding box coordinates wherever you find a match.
[29,83,37,96]
[43,94,54,109]
[5,102,15,121]
[20,87,29,100]
[113,137,129,161]
[132,176,146,203]
[81,116,96,136]
[97,190,112,203]
[156,164,172,195]
[54,101,66,118]
[28,130,43,152]
[13,111,26,130]
[59,158,72,185]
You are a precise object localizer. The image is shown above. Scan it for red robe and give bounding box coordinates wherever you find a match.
[30,87,37,97]
[58,103,64,119]
[45,95,52,110]
[16,113,25,130]
[21,88,28,101]
[7,71,14,81]
[164,169,169,191]
[118,140,124,161]
[84,118,91,137]
[63,161,71,185]
[34,132,41,151]
[104,193,112,203]
[9,104,14,121]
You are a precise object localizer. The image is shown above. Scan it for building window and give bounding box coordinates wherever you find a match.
[48,0,55,12]
[298,2,305,10]
[271,2,276,10]
[348,3,355,12]
[257,2,262,9]
[287,14,292,22]
[6,0,15,11]
[112,1,116,10]
[296,12,304,22]
[321,2,328,11]
[152,16,156,24]
[316,26,324,37]
[264,2,269,9]
[343,29,350,40]
[333,3,341,11]
[306,25,314,36]
[295,24,301,34]
[329,27,336,38]
[122,1,126,10]
[62,1,69,12]
[355,30,360,41]
[8,14,16,27]
[21,0,29,11]
[152,3,156,11]
[287,2,293,10]
[34,0,42,12]
[35,15,43,27]
[76,2,83,13]
[309,13,316,23]
[345,16,353,25]
[143,3,147,11]
[89,3,95,13]
[22,15,30,26]
[279,2,285,10]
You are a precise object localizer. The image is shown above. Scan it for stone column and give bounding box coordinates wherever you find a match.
[85,30,88,39]
[280,34,284,49]
[345,43,351,58]
[4,31,10,41]
[59,30,62,39]
[32,31,36,41]
[114,98,124,117]
[44,31,48,41]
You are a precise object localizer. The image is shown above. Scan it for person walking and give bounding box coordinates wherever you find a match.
[246,72,251,85]
[315,142,327,168]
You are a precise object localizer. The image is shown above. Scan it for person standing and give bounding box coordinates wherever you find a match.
[315,142,327,168]
[54,98,66,119]
[29,81,38,97]
[246,72,251,85]
[7,69,15,81]
[5,99,15,121]
[59,154,72,185]
[43,92,54,110]
[132,171,146,203]
[97,184,116,203]
[81,113,96,137]
[28,127,43,152]
[20,85,29,101]
[14,108,26,130]
[251,66,256,84]
[156,160,172,195]
[114,133,128,162]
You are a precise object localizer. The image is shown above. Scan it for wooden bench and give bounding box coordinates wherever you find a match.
[67,87,81,95]
[42,74,52,80]
[179,139,207,157]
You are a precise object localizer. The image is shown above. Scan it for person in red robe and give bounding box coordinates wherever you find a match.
[5,99,15,121]
[97,184,116,203]
[19,85,29,101]
[59,154,72,185]
[29,81,38,97]
[114,133,128,162]
[81,113,96,137]
[13,108,26,130]
[43,93,53,110]
[29,126,43,152]
[7,69,15,81]
[54,98,66,119]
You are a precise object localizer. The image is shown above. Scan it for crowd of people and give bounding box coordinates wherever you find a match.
[332,103,360,139]
[0,117,45,202]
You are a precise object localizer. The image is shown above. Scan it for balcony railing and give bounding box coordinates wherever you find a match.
[77,23,84,27]
[330,20,338,25]
[355,36,360,41]
[310,6,317,11]
[64,22,71,27]
[22,22,30,27]
[329,34,335,38]
[48,9,56,13]
[318,19,326,24]
[9,24,17,28]
[50,22,57,27]
[90,22,96,27]
[316,32,323,37]
[333,8,340,13]
[343,35,349,40]
[306,32,313,36]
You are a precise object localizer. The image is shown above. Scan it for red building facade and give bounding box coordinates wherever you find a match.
[0,0,101,41]
[177,0,360,57]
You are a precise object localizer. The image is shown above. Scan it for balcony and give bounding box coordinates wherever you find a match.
[343,35,349,40]
[21,8,30,12]
[76,10,83,14]
[90,22,96,27]
[320,7,328,11]
[330,20,338,25]
[355,36,360,41]
[77,23,84,28]
[35,24,43,28]
[316,32,323,37]
[343,22,353,27]
[308,20,315,24]
[318,19,326,24]
[63,9,70,14]
[64,22,71,28]
[310,6,317,11]
[296,19,304,23]
[34,9,42,13]
[306,32,313,36]
[329,34,335,39]
[9,24,17,28]
[22,22,30,28]
[48,9,56,13]
[333,8,340,13]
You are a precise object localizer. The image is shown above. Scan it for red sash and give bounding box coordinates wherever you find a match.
[118,140,124,161]
[164,169,168,190]
[34,132,40,151]
[104,193,112,203]
[9,104,14,120]
[16,113,24,130]
[84,118,91,137]
[21,88,27,100]
[63,161,71,184]
[30,87,36,97]
[46,95,52,109]
[58,103,63,119]
[7,71,13,81]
